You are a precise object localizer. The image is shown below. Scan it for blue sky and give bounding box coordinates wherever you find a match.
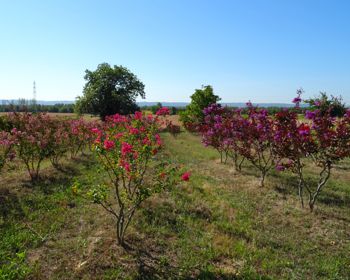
[1,0,350,103]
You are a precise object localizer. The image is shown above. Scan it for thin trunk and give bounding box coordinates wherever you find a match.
[308,164,331,212]
[238,157,245,171]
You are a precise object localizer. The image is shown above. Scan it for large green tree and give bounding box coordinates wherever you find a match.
[76,63,145,120]
[180,85,220,130]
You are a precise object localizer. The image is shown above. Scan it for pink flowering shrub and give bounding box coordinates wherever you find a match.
[2,113,95,180]
[7,112,56,181]
[68,118,93,158]
[0,131,15,172]
[89,111,187,245]
[48,120,71,167]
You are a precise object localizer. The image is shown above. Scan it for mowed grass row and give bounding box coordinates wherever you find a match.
[1,131,350,279]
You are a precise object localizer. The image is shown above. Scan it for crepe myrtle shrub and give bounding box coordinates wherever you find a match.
[201,104,232,163]
[89,110,189,246]
[273,109,317,208]
[68,118,96,158]
[8,112,55,181]
[236,102,275,186]
[0,131,15,172]
[202,104,248,170]
[274,96,350,211]
[48,120,71,168]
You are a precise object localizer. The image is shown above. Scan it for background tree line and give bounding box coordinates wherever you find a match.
[0,102,75,113]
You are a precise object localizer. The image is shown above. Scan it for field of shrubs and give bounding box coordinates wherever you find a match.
[1,100,350,279]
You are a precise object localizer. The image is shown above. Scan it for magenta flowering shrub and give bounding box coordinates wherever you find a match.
[89,111,187,245]
[201,104,233,163]
[274,101,350,210]
[202,103,274,185]
[273,109,317,207]
[201,91,350,210]
[237,103,275,186]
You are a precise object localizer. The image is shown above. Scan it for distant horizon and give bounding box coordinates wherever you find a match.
[0,98,326,108]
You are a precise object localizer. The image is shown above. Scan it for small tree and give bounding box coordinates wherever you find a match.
[89,110,187,246]
[8,113,54,181]
[201,104,231,163]
[76,63,145,120]
[238,103,275,187]
[275,94,350,211]
[180,85,220,131]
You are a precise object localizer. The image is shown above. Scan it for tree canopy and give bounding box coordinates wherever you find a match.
[180,85,221,130]
[76,63,145,120]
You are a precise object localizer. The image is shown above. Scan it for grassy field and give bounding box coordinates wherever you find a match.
[1,130,350,279]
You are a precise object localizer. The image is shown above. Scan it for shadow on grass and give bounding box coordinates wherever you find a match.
[23,167,79,194]
[270,171,350,209]
[133,249,179,280]
[0,187,24,223]
[22,154,96,194]
[317,190,350,208]
[130,247,241,280]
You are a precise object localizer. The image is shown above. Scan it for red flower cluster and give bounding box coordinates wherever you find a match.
[181,172,191,181]
[156,107,170,116]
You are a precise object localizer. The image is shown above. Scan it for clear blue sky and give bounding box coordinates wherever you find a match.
[1,0,350,103]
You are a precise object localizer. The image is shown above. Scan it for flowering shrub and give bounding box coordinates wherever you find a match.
[156,107,170,116]
[1,113,95,180]
[237,103,275,186]
[201,90,350,210]
[201,104,232,163]
[7,113,55,181]
[201,103,274,183]
[274,99,350,210]
[89,111,188,245]
[273,109,316,206]
[68,118,95,158]
[0,131,15,172]
[48,120,71,167]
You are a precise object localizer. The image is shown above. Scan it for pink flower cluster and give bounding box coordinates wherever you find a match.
[92,111,168,174]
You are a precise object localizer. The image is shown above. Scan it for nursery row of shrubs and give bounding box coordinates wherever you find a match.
[199,92,350,211]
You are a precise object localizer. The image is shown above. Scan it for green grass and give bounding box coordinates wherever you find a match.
[1,131,350,279]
